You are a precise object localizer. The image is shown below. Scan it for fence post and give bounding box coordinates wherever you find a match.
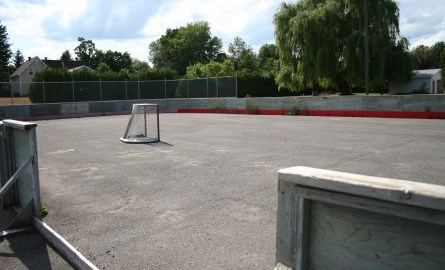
[187,78,189,98]
[164,78,167,99]
[125,79,128,100]
[19,77,22,97]
[207,77,209,98]
[42,80,46,103]
[10,83,14,110]
[72,79,75,102]
[138,79,140,100]
[235,74,238,98]
[216,76,219,98]
[99,79,102,101]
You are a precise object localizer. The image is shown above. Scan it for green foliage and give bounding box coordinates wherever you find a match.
[96,62,112,73]
[0,20,12,82]
[136,68,177,81]
[286,107,300,116]
[71,69,99,81]
[258,44,280,78]
[74,37,98,68]
[131,58,150,73]
[228,37,257,72]
[214,52,228,63]
[411,42,445,69]
[185,60,235,78]
[274,0,412,94]
[228,37,248,65]
[29,67,178,103]
[13,49,25,69]
[60,50,73,61]
[40,204,49,217]
[74,37,133,72]
[149,21,223,75]
[237,72,294,98]
[412,45,435,69]
[441,50,445,89]
[29,68,75,103]
[245,95,259,114]
[97,50,132,72]
[211,99,227,113]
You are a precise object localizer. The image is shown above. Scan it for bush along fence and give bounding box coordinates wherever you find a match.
[4,76,238,103]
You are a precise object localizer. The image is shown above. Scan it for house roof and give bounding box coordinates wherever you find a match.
[9,56,43,78]
[42,60,85,69]
[414,69,441,77]
[10,57,87,78]
[67,65,94,72]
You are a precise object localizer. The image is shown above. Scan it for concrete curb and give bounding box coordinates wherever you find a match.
[177,108,445,119]
[34,217,99,270]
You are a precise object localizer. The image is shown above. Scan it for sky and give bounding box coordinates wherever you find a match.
[1,0,444,63]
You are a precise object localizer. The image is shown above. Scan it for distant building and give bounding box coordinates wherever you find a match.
[9,57,87,96]
[389,69,442,95]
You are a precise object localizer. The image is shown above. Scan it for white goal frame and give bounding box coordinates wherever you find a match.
[120,103,160,143]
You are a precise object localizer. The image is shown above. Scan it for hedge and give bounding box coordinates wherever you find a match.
[29,68,178,103]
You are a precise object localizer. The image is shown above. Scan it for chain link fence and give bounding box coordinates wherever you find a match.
[0,76,237,104]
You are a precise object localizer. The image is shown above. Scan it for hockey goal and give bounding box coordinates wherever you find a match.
[120,103,160,143]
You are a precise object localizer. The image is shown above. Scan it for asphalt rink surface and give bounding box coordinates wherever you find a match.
[23,114,445,269]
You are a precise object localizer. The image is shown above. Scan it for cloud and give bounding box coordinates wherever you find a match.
[410,31,445,48]
[398,0,445,46]
[142,0,280,50]
[41,0,159,40]
[2,0,444,62]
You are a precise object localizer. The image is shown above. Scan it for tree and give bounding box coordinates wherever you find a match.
[411,45,434,69]
[411,41,445,70]
[96,62,111,73]
[274,0,412,94]
[258,44,280,78]
[440,48,445,90]
[13,49,25,69]
[131,58,150,73]
[228,37,257,72]
[431,41,445,70]
[74,37,98,68]
[149,21,223,75]
[0,20,12,82]
[185,59,235,78]
[433,41,445,89]
[96,50,132,72]
[60,50,73,61]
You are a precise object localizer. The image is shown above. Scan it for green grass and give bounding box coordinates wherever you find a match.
[0,97,32,105]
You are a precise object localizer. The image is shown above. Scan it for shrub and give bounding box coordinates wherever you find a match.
[211,99,227,113]
[237,72,294,98]
[29,67,179,103]
[286,107,300,116]
[245,95,259,114]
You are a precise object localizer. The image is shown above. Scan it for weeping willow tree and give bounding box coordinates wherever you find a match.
[274,0,413,94]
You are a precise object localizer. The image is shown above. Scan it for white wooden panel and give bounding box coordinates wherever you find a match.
[308,201,445,270]
[12,129,34,209]
[278,166,445,211]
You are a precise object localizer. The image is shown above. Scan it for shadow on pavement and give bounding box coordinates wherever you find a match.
[0,231,74,269]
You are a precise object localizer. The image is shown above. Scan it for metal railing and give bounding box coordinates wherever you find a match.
[1,75,238,104]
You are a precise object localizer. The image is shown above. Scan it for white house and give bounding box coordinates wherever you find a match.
[9,57,86,96]
[389,69,442,95]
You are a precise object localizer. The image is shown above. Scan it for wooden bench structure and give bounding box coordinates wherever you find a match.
[276,166,445,270]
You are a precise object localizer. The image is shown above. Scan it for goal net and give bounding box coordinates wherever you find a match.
[120,103,160,143]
